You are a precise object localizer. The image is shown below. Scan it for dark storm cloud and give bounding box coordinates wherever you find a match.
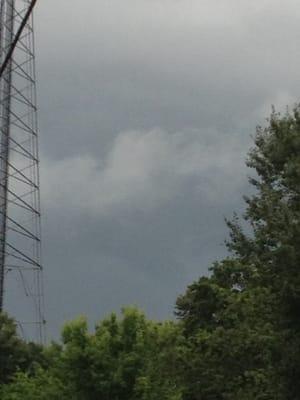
[22,0,300,337]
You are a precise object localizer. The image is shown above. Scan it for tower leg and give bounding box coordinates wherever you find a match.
[0,0,14,313]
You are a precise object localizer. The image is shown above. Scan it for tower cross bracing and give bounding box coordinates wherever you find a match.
[0,0,45,343]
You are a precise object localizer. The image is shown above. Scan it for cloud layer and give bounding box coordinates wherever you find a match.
[42,128,248,217]
[5,0,299,338]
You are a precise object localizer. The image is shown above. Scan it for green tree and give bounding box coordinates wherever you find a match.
[0,369,70,400]
[176,106,300,399]
[55,307,183,400]
[0,313,44,384]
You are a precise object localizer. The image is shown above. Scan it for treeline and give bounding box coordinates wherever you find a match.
[1,107,300,399]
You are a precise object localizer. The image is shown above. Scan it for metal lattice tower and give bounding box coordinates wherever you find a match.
[0,0,45,343]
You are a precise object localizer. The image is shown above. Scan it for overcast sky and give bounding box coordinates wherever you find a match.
[11,0,300,339]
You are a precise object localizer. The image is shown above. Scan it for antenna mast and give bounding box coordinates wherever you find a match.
[0,0,45,342]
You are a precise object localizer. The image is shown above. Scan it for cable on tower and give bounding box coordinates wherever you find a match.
[0,0,37,79]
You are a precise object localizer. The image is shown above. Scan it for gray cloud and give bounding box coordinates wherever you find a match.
[6,0,300,338]
[41,128,248,217]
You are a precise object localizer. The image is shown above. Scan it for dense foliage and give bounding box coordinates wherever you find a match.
[1,107,300,398]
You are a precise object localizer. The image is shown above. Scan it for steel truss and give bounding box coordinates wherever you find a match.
[0,0,45,343]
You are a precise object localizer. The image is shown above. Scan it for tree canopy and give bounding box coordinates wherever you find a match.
[1,106,300,399]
